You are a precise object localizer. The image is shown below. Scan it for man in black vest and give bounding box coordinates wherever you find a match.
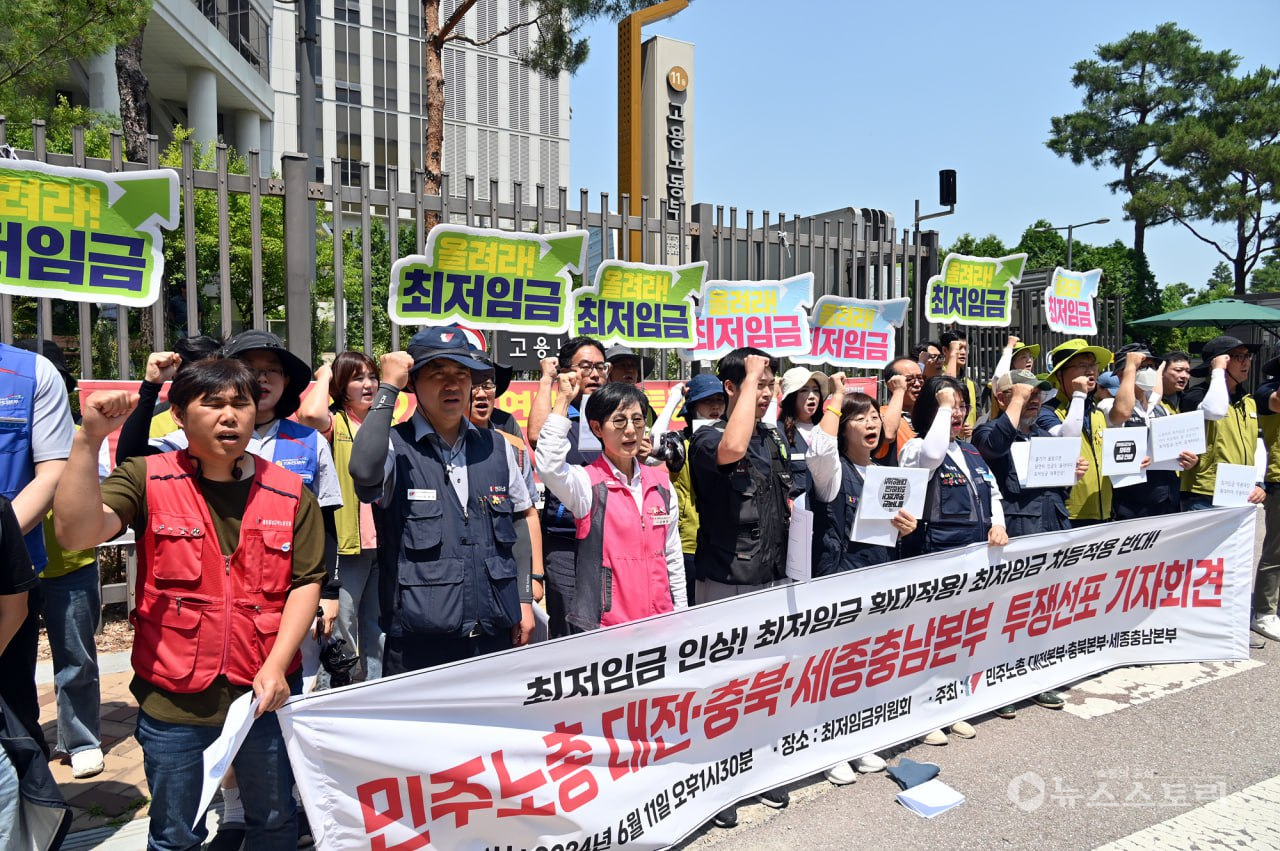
[687,347,793,825]
[349,327,535,675]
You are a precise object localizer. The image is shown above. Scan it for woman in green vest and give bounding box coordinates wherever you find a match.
[297,352,384,681]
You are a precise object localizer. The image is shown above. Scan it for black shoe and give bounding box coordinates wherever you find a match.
[713,806,738,828]
[206,826,245,851]
[994,704,1017,719]
[1033,690,1065,709]
[759,787,790,809]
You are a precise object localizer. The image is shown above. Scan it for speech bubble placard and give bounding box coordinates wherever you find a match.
[388,224,587,330]
[0,158,178,307]
[794,295,910,368]
[683,272,814,360]
[1044,266,1102,335]
[924,252,1026,327]
[572,258,706,347]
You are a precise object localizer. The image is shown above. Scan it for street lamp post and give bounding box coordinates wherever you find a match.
[1033,218,1110,270]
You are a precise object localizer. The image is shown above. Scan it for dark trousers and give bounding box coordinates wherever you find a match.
[0,584,46,756]
[543,538,577,639]
[382,631,511,676]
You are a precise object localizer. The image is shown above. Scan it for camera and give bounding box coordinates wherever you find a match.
[649,431,686,473]
[318,635,359,687]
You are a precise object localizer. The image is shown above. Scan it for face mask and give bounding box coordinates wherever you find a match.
[1135,368,1159,394]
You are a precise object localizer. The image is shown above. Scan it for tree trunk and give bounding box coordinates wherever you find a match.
[1132,219,1145,261]
[115,27,149,164]
[424,0,444,229]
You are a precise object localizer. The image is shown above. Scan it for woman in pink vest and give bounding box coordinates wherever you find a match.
[535,374,687,632]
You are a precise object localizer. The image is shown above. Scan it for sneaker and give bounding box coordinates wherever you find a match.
[1034,690,1065,709]
[206,827,246,851]
[949,720,976,739]
[854,753,887,773]
[922,729,948,746]
[1252,613,1280,642]
[1251,634,1266,649]
[713,806,738,828]
[758,787,790,809]
[995,705,1017,719]
[824,762,857,785]
[70,748,104,779]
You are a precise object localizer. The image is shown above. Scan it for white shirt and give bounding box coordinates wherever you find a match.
[900,405,1005,527]
[535,413,687,610]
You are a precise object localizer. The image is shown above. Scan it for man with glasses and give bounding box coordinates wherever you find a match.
[875,357,924,462]
[527,336,608,637]
[348,328,534,674]
[912,340,944,379]
[1036,339,1135,526]
[1179,336,1266,512]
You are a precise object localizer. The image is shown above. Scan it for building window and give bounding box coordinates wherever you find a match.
[334,0,360,24]
[334,23,360,86]
[539,138,560,203]
[371,0,395,31]
[409,117,425,179]
[477,55,498,126]
[443,122,466,196]
[373,32,397,110]
[442,0,465,37]
[443,48,465,121]
[508,0,529,58]
[508,61,528,131]
[409,42,425,113]
[336,104,362,186]
[511,134,530,203]
[477,128,498,200]
[373,112,399,191]
[476,0,498,51]
[539,74,559,136]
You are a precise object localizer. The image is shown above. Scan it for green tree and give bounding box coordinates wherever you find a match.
[1015,220,1067,269]
[159,129,285,346]
[1152,67,1280,294]
[1250,250,1280,292]
[423,1,674,204]
[0,0,148,120]
[1046,23,1237,259]
[942,233,1009,257]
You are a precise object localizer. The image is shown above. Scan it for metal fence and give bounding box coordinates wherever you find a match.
[2,117,1128,387]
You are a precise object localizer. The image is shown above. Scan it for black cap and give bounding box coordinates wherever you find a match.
[472,352,513,397]
[1190,335,1260,377]
[605,345,654,381]
[406,326,494,377]
[220,330,312,418]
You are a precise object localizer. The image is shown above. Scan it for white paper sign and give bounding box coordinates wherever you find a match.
[1010,441,1031,486]
[577,395,602,452]
[859,466,929,521]
[785,493,813,581]
[1150,410,1206,462]
[1102,428,1147,477]
[195,692,258,829]
[1213,462,1257,507]
[1024,437,1081,488]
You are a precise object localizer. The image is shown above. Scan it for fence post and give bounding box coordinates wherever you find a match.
[283,153,314,365]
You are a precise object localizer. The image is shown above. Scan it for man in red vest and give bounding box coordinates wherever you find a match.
[53,358,324,851]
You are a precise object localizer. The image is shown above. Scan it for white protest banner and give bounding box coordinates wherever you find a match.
[278,509,1253,850]
[1213,463,1257,506]
[859,466,929,521]
[1150,410,1206,462]
[1024,437,1081,488]
[1102,428,1147,477]
[793,295,910,369]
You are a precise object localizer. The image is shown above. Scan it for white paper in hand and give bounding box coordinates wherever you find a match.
[1150,410,1206,462]
[785,493,813,581]
[1024,437,1081,488]
[1213,462,1256,507]
[1102,428,1146,477]
[1010,441,1030,487]
[577,395,602,452]
[195,692,258,829]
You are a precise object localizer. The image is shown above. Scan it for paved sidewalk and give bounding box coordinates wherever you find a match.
[38,654,151,840]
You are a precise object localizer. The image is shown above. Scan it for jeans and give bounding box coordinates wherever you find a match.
[40,563,101,755]
[136,708,297,851]
[335,549,383,681]
[0,741,19,849]
[1181,494,1215,512]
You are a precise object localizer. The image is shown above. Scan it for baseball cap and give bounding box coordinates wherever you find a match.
[605,345,655,380]
[994,369,1053,393]
[1096,371,1121,392]
[407,326,494,377]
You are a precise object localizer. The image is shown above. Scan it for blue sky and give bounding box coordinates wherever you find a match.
[565,0,1279,292]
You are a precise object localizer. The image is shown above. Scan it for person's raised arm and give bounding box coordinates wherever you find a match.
[533,370,593,518]
[1047,377,1089,437]
[349,352,410,489]
[943,339,962,377]
[54,392,134,550]
[116,351,178,465]
[880,374,907,441]
[991,335,1017,384]
[526,357,559,447]
[717,354,769,467]
[907,386,958,471]
[1199,354,1231,421]
[296,362,335,433]
[808,372,846,503]
[1109,350,1145,427]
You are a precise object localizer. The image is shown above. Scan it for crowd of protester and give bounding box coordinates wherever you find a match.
[0,323,1273,847]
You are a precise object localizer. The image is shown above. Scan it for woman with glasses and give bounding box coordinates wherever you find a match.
[901,374,1008,747]
[806,373,917,784]
[534,375,686,632]
[296,351,386,683]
